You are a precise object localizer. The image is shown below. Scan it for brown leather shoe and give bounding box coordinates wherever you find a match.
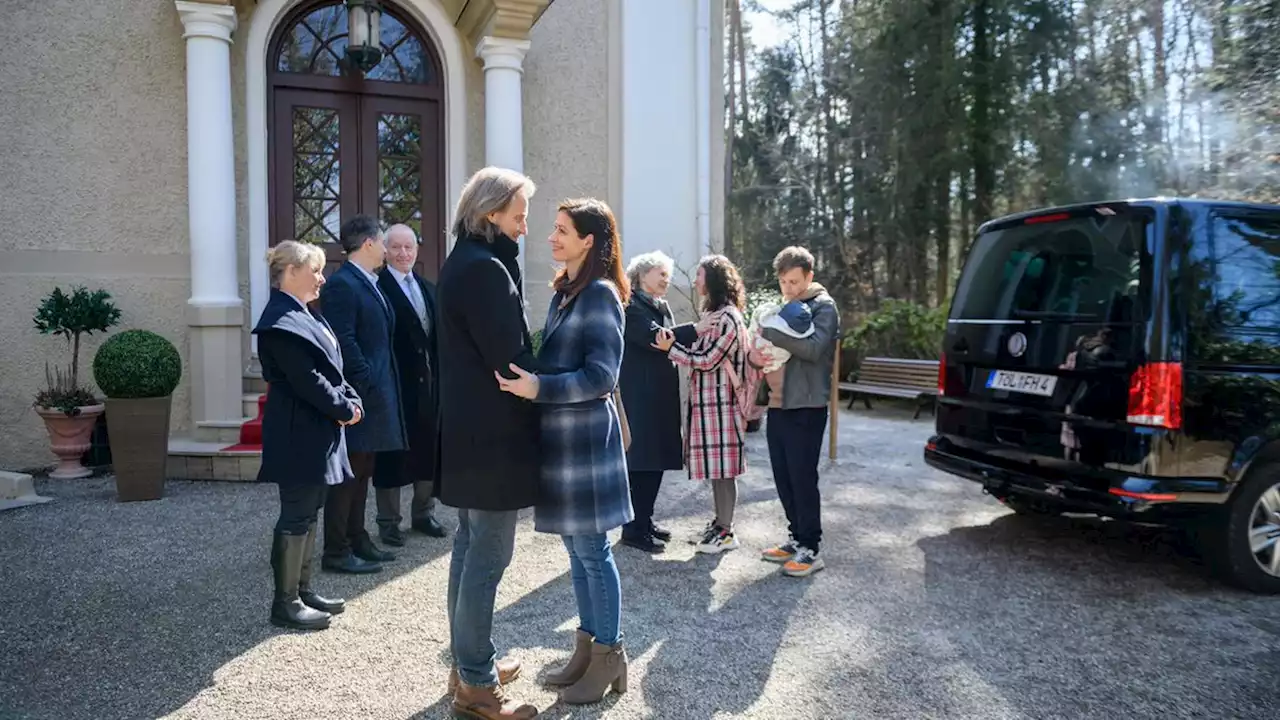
[453,680,538,719]
[447,656,522,694]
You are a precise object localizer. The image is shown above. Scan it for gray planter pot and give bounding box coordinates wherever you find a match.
[104,396,171,502]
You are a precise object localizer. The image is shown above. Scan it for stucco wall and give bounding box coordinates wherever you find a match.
[622,0,701,275]
[522,0,611,325]
[0,0,193,471]
[466,58,486,191]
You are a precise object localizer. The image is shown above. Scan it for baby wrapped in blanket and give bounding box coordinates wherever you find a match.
[747,299,815,373]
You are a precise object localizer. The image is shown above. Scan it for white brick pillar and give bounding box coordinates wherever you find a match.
[176,1,244,437]
[476,35,531,279]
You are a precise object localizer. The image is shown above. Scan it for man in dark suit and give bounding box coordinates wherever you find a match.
[317,215,408,574]
[374,224,446,545]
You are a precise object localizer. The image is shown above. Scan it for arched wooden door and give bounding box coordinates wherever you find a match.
[268,0,445,279]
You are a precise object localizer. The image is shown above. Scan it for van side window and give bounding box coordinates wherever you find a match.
[1192,213,1280,366]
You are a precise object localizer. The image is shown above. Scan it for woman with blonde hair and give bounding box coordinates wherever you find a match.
[252,240,362,631]
[653,254,754,555]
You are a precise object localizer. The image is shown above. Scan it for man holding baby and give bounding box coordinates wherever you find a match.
[750,246,839,578]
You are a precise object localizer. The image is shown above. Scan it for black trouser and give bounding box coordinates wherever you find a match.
[323,451,376,558]
[766,407,828,552]
[276,484,328,536]
[622,470,664,538]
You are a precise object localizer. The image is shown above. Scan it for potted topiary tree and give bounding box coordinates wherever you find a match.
[32,286,121,479]
[93,330,182,502]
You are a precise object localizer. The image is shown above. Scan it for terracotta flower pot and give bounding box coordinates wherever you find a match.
[35,404,105,479]
[103,396,172,502]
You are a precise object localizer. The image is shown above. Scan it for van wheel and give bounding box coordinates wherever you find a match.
[1206,462,1280,594]
[1000,494,1063,517]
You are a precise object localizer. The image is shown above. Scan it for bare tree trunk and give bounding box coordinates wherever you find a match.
[1209,0,1232,184]
[934,170,951,307]
[736,0,749,122]
[971,0,995,224]
[1150,0,1167,174]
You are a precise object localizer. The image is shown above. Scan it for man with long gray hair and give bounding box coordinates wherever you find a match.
[435,166,540,720]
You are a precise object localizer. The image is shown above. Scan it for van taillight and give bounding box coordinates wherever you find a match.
[1024,212,1071,225]
[938,353,947,396]
[1126,362,1183,430]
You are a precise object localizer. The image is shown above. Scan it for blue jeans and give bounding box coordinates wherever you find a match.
[448,508,519,687]
[563,533,622,645]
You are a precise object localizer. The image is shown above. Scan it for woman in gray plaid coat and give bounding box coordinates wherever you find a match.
[496,198,632,706]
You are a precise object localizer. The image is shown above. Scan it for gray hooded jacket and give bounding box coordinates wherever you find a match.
[759,283,840,410]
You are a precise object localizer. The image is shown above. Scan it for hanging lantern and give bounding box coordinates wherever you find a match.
[345,0,383,74]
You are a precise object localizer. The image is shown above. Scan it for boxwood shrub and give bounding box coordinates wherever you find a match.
[93,330,182,399]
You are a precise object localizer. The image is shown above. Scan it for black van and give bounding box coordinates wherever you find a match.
[924,198,1280,593]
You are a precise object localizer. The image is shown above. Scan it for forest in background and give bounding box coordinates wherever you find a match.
[723,0,1279,343]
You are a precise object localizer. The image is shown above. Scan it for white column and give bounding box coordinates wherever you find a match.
[695,0,713,255]
[176,1,245,437]
[476,36,531,275]
[178,1,239,307]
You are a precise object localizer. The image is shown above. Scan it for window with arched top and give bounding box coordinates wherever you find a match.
[268,0,444,278]
[274,2,437,85]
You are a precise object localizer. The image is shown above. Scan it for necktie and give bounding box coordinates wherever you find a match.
[405,276,427,328]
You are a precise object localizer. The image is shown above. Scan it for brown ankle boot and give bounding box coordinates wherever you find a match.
[559,641,627,705]
[447,656,522,694]
[452,680,538,719]
[543,630,593,687]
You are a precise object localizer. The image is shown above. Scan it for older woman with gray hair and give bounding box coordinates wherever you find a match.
[617,250,690,553]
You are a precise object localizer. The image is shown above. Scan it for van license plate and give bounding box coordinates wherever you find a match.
[986,370,1057,397]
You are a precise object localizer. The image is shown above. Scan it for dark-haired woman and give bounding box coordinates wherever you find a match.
[654,254,752,555]
[496,198,632,705]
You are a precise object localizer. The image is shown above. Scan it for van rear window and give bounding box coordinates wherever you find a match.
[951,213,1152,323]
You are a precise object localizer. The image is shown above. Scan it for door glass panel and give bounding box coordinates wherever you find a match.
[377,112,423,236]
[292,107,342,245]
[276,4,347,76]
[366,13,434,84]
[275,3,435,84]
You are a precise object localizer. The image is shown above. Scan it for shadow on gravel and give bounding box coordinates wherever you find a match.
[0,478,454,720]
[921,511,1213,591]
[910,512,1278,718]
[476,544,808,720]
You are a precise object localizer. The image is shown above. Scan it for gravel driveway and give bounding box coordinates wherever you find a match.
[1,406,1276,719]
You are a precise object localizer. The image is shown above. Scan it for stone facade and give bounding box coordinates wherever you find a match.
[0,0,723,472]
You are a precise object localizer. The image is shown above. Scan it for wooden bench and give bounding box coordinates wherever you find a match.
[838,357,940,419]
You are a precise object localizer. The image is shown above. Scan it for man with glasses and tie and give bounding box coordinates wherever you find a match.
[374,224,447,545]
[317,215,407,574]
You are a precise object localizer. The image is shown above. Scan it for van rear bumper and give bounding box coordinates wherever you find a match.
[923,436,1231,516]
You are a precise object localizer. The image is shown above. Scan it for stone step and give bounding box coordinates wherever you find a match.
[245,373,267,395]
[167,438,261,482]
[245,355,267,394]
[194,419,253,444]
[0,470,54,511]
[242,393,262,418]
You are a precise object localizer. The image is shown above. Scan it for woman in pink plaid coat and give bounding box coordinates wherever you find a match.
[655,255,754,555]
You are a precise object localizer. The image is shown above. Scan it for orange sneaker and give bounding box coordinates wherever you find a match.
[761,538,798,564]
[781,547,825,577]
